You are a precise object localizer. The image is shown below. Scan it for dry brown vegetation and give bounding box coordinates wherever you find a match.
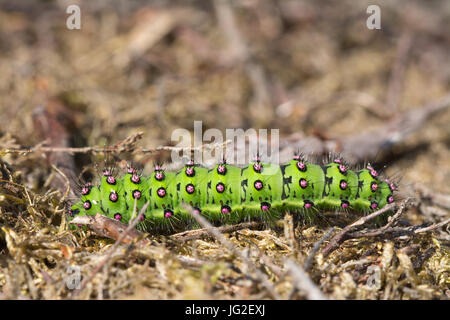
[0,0,449,300]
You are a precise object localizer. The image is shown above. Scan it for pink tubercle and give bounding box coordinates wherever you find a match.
[388,195,394,203]
[217,164,226,174]
[297,161,306,171]
[216,183,225,193]
[157,188,166,198]
[155,171,164,181]
[261,204,270,211]
[370,202,378,210]
[221,206,231,214]
[164,210,173,218]
[139,214,145,221]
[340,180,348,190]
[371,183,378,192]
[133,190,141,199]
[367,165,378,177]
[185,167,194,176]
[299,179,308,188]
[186,184,195,194]
[109,192,118,202]
[81,187,90,195]
[254,180,263,190]
[334,159,342,164]
[114,213,122,221]
[253,163,262,172]
[83,201,91,210]
[107,176,116,184]
[338,164,347,173]
[341,201,349,209]
[388,182,396,192]
[304,202,312,209]
[131,175,140,183]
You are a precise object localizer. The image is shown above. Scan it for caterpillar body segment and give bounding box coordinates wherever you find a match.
[68,157,396,232]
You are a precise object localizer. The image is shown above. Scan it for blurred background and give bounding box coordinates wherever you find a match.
[0,0,449,300]
[0,0,449,190]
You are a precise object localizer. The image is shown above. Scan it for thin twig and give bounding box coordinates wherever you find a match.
[3,132,146,155]
[347,217,449,239]
[70,202,150,298]
[51,164,72,205]
[182,203,281,300]
[70,213,150,246]
[285,259,328,300]
[170,221,262,242]
[157,139,232,153]
[345,202,409,239]
[322,202,399,257]
[283,213,297,253]
[304,227,335,272]
[414,218,450,234]
[3,134,233,158]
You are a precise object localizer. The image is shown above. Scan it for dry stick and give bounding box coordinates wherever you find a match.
[285,259,328,300]
[70,213,150,246]
[3,133,232,157]
[346,201,410,239]
[51,164,71,206]
[322,202,448,255]
[322,202,398,257]
[51,164,74,232]
[70,202,150,298]
[182,203,281,300]
[303,227,335,272]
[237,236,285,278]
[283,213,297,253]
[174,255,235,271]
[175,255,210,268]
[171,221,263,242]
[3,132,147,155]
[414,218,450,234]
[156,139,232,153]
[346,216,449,239]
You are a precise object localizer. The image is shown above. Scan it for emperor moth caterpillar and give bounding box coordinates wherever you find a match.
[68,155,397,232]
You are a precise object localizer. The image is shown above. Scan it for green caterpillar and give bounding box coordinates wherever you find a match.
[68,156,397,232]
